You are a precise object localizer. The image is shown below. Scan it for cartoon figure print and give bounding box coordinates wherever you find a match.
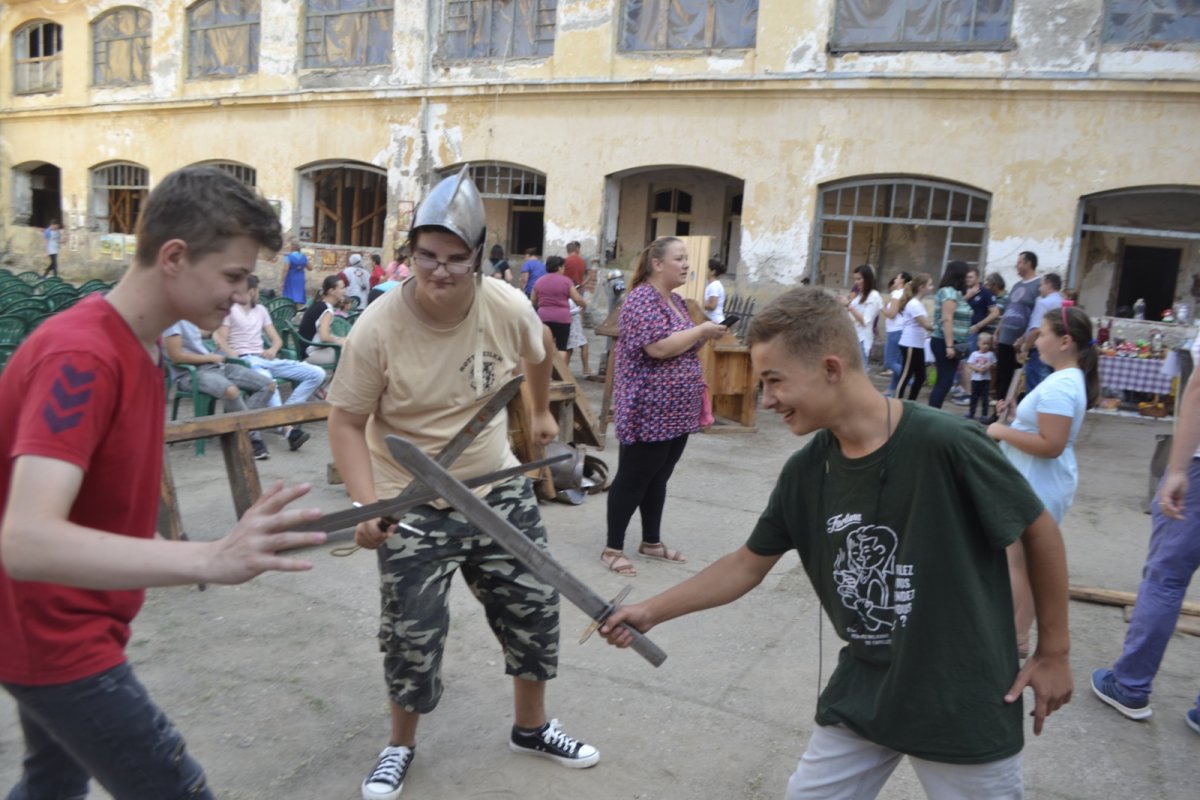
[833,525,899,635]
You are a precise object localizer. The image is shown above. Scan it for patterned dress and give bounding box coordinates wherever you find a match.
[613,284,704,444]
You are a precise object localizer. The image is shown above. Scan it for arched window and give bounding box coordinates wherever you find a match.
[192,160,257,187]
[92,7,151,87]
[303,1,393,69]
[14,20,63,94]
[91,162,149,233]
[187,0,261,78]
[298,163,386,247]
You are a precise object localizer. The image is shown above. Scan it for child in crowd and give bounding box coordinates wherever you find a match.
[966,332,998,421]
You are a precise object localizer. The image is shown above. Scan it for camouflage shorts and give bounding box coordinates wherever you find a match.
[376,477,560,714]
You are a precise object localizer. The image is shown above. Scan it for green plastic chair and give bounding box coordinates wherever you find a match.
[16,271,41,285]
[78,279,110,295]
[0,317,28,347]
[166,360,221,456]
[287,320,341,374]
[4,298,50,317]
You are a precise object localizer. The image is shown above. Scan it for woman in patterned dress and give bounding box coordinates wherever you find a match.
[601,237,727,576]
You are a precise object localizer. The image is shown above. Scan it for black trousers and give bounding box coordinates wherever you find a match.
[969,380,991,419]
[606,435,689,551]
[896,345,926,401]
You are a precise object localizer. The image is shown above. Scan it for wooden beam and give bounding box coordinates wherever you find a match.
[220,430,262,519]
[550,353,601,448]
[1071,585,1200,618]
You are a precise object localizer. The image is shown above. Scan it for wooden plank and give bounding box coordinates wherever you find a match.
[507,381,556,500]
[157,450,184,542]
[1071,585,1200,617]
[551,353,601,448]
[165,402,330,443]
[674,236,713,309]
[220,431,262,519]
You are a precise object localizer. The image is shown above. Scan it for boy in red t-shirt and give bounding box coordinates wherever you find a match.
[0,166,327,799]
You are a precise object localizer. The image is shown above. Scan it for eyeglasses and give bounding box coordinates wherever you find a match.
[412,252,477,275]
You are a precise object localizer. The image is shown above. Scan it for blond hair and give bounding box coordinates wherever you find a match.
[629,236,682,291]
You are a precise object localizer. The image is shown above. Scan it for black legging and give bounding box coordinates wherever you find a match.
[995,342,1018,403]
[606,435,689,551]
[895,345,926,401]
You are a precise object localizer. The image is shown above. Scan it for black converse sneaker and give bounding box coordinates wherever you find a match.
[361,745,413,800]
[509,719,600,768]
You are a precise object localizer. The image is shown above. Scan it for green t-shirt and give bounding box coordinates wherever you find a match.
[933,286,972,342]
[747,402,1044,764]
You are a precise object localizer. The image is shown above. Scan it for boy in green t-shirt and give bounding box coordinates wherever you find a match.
[601,287,1073,798]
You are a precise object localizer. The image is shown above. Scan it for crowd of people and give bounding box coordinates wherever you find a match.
[2,166,1195,800]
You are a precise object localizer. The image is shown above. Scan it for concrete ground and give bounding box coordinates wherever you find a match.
[2,362,1199,799]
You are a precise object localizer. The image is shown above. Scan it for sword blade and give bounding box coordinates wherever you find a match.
[386,435,667,668]
[294,452,571,533]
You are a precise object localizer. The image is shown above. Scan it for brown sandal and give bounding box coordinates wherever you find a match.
[601,548,637,576]
[638,542,687,563]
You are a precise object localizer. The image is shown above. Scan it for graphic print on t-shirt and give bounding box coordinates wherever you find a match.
[828,513,915,643]
[460,349,502,393]
[42,363,95,433]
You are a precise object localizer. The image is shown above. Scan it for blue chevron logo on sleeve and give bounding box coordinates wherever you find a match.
[42,363,97,434]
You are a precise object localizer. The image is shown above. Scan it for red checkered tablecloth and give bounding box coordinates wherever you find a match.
[1098,356,1174,395]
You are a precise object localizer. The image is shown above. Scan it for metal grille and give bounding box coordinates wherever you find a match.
[445,0,558,59]
[444,163,545,200]
[303,0,393,68]
[201,161,257,187]
[92,163,149,190]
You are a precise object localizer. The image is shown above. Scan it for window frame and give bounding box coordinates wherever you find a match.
[619,0,758,53]
[14,20,64,95]
[1102,1,1200,46]
[92,7,152,87]
[829,0,1016,54]
[186,0,262,80]
[443,0,558,61]
[302,0,394,70]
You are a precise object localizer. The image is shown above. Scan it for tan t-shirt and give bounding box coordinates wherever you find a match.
[328,277,545,499]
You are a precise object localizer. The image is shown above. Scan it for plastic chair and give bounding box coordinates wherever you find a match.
[165,360,220,456]
[15,271,41,285]
[0,317,28,347]
[287,320,341,374]
[78,279,110,295]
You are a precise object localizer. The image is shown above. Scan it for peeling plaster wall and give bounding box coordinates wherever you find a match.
[3,1,1200,295]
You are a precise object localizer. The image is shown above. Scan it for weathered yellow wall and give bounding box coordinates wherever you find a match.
[3,0,1199,299]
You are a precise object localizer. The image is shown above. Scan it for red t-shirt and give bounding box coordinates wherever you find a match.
[0,295,165,685]
[563,253,587,287]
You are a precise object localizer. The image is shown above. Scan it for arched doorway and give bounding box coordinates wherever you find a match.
[1071,186,1200,320]
[11,161,61,227]
[812,176,990,287]
[297,161,386,247]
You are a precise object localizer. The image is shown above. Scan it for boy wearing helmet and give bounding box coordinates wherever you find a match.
[327,168,599,800]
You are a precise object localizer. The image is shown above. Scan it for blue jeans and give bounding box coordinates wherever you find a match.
[239,354,326,405]
[3,662,213,799]
[884,331,903,391]
[1024,348,1052,392]
[928,338,960,408]
[1112,460,1200,710]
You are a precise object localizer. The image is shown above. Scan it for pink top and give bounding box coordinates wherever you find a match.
[534,272,573,325]
[222,303,271,356]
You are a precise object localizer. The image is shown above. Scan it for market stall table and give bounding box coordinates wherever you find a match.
[1098,355,1174,395]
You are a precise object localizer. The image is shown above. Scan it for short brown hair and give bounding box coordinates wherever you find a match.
[748,287,862,368]
[135,166,282,265]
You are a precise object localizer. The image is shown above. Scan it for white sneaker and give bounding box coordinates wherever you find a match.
[362,745,414,800]
[509,719,600,768]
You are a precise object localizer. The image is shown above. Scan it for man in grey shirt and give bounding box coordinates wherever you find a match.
[992,251,1040,416]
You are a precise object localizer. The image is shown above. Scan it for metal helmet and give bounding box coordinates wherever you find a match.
[411,165,487,254]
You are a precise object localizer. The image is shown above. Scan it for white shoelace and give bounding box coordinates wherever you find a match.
[368,748,412,786]
[541,720,578,753]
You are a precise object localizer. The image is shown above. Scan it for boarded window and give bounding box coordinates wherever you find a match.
[91,163,149,234]
[14,20,63,94]
[188,0,261,78]
[445,0,557,59]
[303,0,393,68]
[621,0,757,51]
[832,0,1013,51]
[93,7,151,86]
[1105,1,1200,43]
[299,165,386,247]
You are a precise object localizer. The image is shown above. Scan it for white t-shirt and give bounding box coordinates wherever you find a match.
[884,288,905,333]
[344,266,371,309]
[704,279,726,323]
[1000,367,1086,522]
[898,298,928,348]
[850,290,882,346]
[222,303,271,356]
[967,350,997,382]
[328,278,545,500]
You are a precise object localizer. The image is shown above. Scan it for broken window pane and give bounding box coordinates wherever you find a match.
[832,0,1012,50]
[304,0,393,69]
[445,0,557,60]
[14,20,63,94]
[621,0,758,51]
[93,7,151,86]
[1105,0,1200,43]
[187,0,261,78]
